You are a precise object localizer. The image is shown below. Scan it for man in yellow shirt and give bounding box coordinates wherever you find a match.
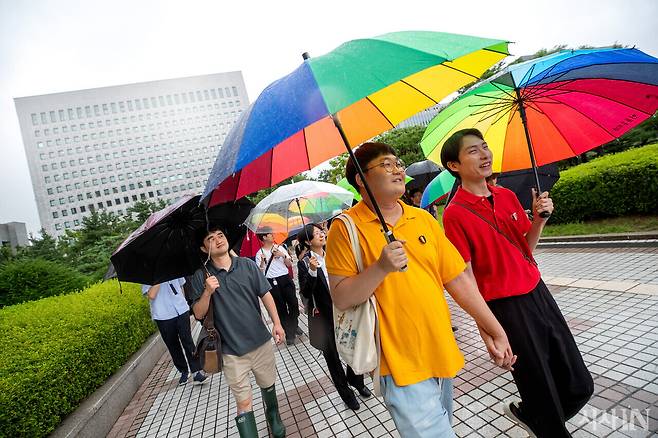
[326,142,515,437]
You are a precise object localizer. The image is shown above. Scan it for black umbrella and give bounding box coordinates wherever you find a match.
[496,164,560,210]
[110,195,253,285]
[405,160,443,190]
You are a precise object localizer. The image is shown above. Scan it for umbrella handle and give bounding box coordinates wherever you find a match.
[384,231,408,272]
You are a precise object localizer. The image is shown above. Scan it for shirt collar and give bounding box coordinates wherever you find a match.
[208,255,237,273]
[351,199,418,224]
[453,184,500,205]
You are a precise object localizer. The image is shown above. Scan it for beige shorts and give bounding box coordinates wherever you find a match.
[223,341,276,403]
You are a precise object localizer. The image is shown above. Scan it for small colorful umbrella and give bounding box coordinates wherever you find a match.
[203,31,509,244]
[245,180,353,241]
[337,175,413,202]
[420,170,457,208]
[421,48,658,197]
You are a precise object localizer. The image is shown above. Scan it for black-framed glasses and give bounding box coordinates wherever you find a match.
[364,158,406,173]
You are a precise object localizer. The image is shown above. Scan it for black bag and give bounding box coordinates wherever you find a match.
[193,295,222,373]
[307,288,330,351]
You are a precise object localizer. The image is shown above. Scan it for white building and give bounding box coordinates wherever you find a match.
[0,222,28,251]
[15,72,248,237]
[396,103,444,129]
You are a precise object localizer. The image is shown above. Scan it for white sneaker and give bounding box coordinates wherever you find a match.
[503,400,537,437]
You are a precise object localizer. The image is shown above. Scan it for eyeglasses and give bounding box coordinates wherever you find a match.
[364,158,406,173]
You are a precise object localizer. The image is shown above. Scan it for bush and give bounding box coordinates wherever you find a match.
[0,258,91,307]
[0,281,155,437]
[551,143,658,223]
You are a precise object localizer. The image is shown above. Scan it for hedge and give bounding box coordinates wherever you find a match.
[550,143,658,224]
[0,281,155,437]
[0,258,90,307]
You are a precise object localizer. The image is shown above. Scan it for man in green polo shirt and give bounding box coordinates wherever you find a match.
[190,226,286,438]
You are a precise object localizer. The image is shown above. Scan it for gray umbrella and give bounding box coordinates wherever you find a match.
[405,160,443,190]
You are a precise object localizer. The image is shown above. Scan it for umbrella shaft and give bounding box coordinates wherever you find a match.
[331,115,392,235]
[515,89,543,193]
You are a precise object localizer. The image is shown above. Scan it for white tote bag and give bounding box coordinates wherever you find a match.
[332,214,381,390]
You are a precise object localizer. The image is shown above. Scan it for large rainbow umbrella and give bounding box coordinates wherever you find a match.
[421,48,658,194]
[203,31,510,232]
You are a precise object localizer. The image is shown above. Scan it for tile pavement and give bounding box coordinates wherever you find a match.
[108,246,658,437]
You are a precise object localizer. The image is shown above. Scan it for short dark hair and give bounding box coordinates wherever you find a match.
[296,223,323,250]
[345,142,398,192]
[256,226,273,242]
[196,225,226,248]
[409,188,422,197]
[440,128,484,178]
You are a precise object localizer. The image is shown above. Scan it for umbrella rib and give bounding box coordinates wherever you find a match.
[522,78,579,101]
[475,103,515,124]
[537,94,621,138]
[469,102,514,119]
[488,81,518,101]
[533,80,655,116]
[438,63,481,81]
[473,93,516,103]
[400,80,440,105]
[365,96,396,129]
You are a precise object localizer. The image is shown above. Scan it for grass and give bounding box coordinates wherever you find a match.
[542,215,658,237]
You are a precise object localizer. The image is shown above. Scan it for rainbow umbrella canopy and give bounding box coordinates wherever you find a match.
[421,48,658,192]
[203,31,510,207]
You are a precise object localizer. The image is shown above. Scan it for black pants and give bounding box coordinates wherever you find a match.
[268,274,299,340]
[155,311,201,374]
[323,332,365,401]
[488,280,593,438]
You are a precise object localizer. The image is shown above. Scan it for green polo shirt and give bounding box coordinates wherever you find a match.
[190,256,272,356]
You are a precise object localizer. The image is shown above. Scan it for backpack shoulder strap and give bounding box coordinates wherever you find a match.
[335,213,363,273]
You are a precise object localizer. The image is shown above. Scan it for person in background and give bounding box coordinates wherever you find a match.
[255,227,300,345]
[409,188,423,208]
[441,128,593,438]
[326,142,516,437]
[297,223,371,411]
[142,278,207,386]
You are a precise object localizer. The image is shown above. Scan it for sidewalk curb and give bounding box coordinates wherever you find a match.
[52,332,166,438]
[538,240,658,248]
[540,231,658,242]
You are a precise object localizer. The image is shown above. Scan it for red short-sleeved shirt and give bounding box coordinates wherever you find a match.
[443,185,541,301]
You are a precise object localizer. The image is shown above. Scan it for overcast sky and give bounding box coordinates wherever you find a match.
[1,0,657,235]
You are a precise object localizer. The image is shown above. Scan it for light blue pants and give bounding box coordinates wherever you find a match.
[380,376,455,438]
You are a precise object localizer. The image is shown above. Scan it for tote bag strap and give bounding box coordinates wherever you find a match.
[335,213,381,396]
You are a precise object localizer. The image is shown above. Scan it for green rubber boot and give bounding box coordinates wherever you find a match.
[235,411,258,438]
[261,384,286,438]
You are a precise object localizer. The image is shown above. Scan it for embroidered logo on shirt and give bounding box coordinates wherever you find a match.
[419,235,427,244]
[511,212,518,221]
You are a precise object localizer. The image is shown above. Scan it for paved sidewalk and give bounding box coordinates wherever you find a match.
[109,247,658,437]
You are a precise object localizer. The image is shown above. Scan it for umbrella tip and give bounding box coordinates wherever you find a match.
[302,52,310,60]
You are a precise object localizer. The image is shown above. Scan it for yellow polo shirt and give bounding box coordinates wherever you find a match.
[326,201,466,386]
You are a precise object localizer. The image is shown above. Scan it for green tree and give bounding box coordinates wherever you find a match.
[374,126,426,165]
[125,199,168,225]
[22,229,62,262]
[317,153,348,184]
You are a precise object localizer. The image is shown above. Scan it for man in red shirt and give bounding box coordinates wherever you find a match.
[441,129,593,438]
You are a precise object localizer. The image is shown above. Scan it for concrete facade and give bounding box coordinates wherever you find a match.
[0,221,28,250]
[15,72,248,237]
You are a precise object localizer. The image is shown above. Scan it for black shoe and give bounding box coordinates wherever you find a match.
[178,372,189,386]
[503,401,536,438]
[286,338,295,346]
[354,385,372,398]
[343,393,360,411]
[295,327,304,336]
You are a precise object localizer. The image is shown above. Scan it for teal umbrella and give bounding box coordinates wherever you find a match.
[420,171,456,208]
